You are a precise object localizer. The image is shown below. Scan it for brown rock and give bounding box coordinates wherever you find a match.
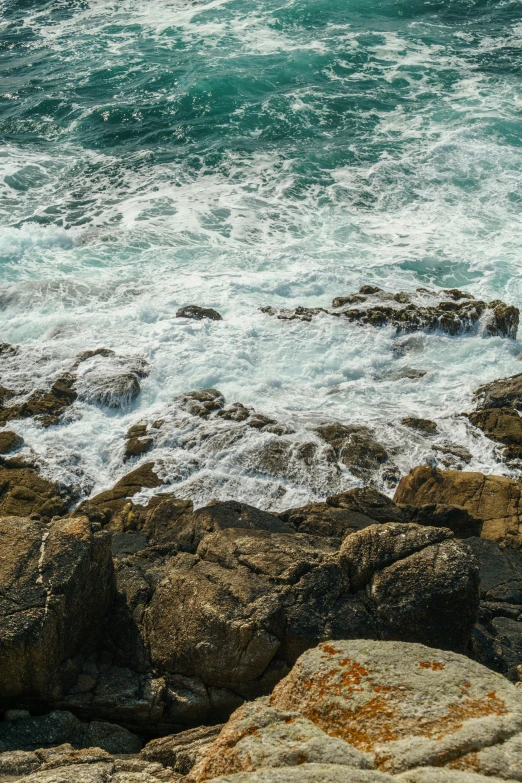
[0,374,77,428]
[141,725,224,774]
[402,418,438,434]
[468,408,522,460]
[394,466,522,549]
[474,373,522,411]
[0,429,24,453]
[316,424,388,479]
[0,458,73,518]
[0,516,114,703]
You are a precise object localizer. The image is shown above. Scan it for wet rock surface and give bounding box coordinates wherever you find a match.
[0,430,24,454]
[261,288,519,339]
[176,306,223,321]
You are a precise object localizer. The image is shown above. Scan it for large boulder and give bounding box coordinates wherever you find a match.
[94,517,478,729]
[394,466,522,549]
[0,515,114,704]
[189,640,522,781]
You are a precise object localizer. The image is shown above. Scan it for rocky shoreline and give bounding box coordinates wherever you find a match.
[3,289,522,782]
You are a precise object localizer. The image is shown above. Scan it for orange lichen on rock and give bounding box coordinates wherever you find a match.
[272,650,508,761]
[419,661,445,670]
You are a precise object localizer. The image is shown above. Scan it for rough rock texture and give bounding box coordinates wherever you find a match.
[186,700,373,782]
[0,430,24,453]
[468,408,522,461]
[261,289,519,339]
[207,767,395,783]
[466,537,522,674]
[394,466,522,549]
[0,515,114,704]
[268,640,522,774]
[0,375,77,428]
[124,424,154,463]
[79,463,163,522]
[176,306,223,321]
[315,424,388,479]
[0,458,73,518]
[0,710,141,754]
[93,515,478,729]
[474,373,522,411]
[402,418,438,434]
[141,725,223,774]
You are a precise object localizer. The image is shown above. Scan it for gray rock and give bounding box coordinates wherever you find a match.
[399,769,511,783]
[186,700,372,783]
[269,639,522,774]
[198,765,393,783]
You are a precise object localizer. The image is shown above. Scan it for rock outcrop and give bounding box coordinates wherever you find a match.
[188,639,522,781]
[0,457,74,518]
[261,288,519,339]
[394,466,522,549]
[176,306,223,321]
[0,515,114,705]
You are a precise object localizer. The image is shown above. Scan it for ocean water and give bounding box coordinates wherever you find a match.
[1,0,522,509]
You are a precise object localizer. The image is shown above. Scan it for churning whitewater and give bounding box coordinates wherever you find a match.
[1,0,522,509]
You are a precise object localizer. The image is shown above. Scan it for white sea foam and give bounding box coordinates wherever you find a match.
[2,0,522,507]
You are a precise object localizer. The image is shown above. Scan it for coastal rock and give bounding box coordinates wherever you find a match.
[315,424,388,479]
[141,725,223,774]
[0,458,73,518]
[394,466,522,549]
[205,767,395,783]
[0,515,113,703]
[0,430,24,453]
[279,487,407,542]
[0,374,77,428]
[468,408,522,461]
[124,519,477,725]
[74,353,148,409]
[402,418,438,434]
[176,389,226,417]
[466,537,522,673]
[79,463,163,522]
[189,640,522,781]
[262,289,519,339]
[185,700,373,783]
[176,305,223,321]
[474,373,522,411]
[124,424,154,462]
[0,710,141,754]
[268,639,522,773]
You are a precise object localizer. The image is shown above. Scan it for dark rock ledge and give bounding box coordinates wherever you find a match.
[261,286,519,338]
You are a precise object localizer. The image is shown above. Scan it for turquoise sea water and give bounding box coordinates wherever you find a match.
[1,0,522,506]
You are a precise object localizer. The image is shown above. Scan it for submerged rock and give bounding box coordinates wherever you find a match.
[176,305,223,321]
[261,288,519,339]
[402,417,438,434]
[315,423,388,479]
[0,374,77,428]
